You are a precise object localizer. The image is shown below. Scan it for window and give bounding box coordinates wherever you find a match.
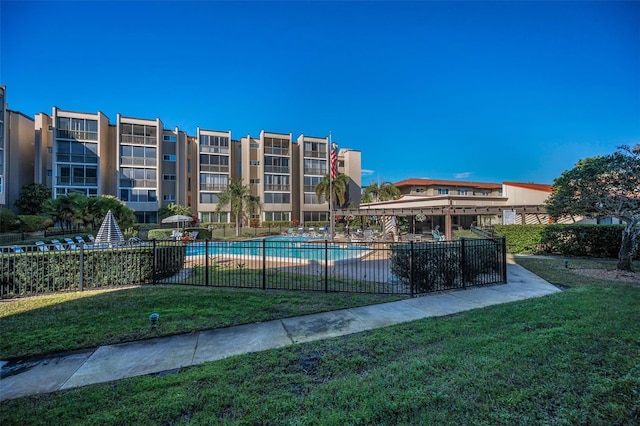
[200,211,229,223]
[163,135,177,142]
[303,211,328,222]
[200,134,229,154]
[414,187,425,194]
[264,193,290,204]
[200,193,220,204]
[163,174,176,181]
[458,188,468,195]
[250,160,260,166]
[264,211,290,222]
[163,194,176,201]
[303,158,326,175]
[304,194,323,204]
[119,189,156,202]
[163,154,176,161]
[438,188,449,195]
[250,178,260,184]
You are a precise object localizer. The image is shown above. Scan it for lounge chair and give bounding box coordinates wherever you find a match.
[35,241,50,252]
[64,238,78,250]
[11,246,24,253]
[87,234,95,243]
[190,231,198,240]
[50,239,65,250]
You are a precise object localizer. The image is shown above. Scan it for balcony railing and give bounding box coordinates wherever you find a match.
[121,135,157,145]
[200,164,229,173]
[304,185,319,193]
[264,166,290,174]
[56,130,98,141]
[56,177,98,186]
[120,179,157,188]
[264,146,289,156]
[200,145,230,154]
[304,168,326,176]
[264,184,291,192]
[120,157,157,167]
[199,183,228,191]
[56,154,99,164]
[303,150,327,159]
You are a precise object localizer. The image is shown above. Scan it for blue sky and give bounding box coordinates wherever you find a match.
[2,1,639,186]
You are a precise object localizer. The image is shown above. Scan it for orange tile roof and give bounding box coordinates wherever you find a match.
[394,178,502,190]
[503,182,553,192]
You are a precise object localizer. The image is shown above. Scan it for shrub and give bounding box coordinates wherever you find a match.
[148,229,174,240]
[389,239,503,293]
[0,208,18,232]
[17,215,52,232]
[0,245,185,298]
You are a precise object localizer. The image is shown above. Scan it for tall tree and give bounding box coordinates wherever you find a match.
[14,183,52,214]
[216,179,261,237]
[546,145,640,271]
[361,181,401,203]
[314,173,350,207]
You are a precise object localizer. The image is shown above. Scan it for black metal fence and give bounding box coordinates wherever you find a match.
[0,237,507,299]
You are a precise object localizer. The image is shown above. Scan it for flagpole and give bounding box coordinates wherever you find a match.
[329,131,334,241]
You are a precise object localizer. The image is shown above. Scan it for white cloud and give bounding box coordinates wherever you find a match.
[454,172,472,179]
[361,169,375,176]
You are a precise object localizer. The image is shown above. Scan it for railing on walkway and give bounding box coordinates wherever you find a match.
[0,238,507,299]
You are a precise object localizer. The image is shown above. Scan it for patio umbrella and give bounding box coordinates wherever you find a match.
[95,210,125,247]
[161,214,193,227]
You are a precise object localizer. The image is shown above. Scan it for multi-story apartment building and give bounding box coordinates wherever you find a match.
[196,128,234,223]
[0,87,361,222]
[241,131,294,223]
[51,107,110,199]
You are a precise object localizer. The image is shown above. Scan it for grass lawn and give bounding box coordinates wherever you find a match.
[1,257,639,425]
[0,286,405,360]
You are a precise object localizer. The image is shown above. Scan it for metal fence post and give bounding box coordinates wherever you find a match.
[262,239,266,290]
[501,237,507,283]
[205,239,209,286]
[461,238,466,289]
[409,240,414,298]
[79,243,84,291]
[152,239,157,285]
[324,240,329,293]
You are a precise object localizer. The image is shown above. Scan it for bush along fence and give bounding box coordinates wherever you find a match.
[0,237,506,299]
[0,241,184,298]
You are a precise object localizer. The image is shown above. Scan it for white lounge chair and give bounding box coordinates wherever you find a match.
[50,239,65,251]
[35,241,50,252]
[64,238,78,250]
[11,246,24,253]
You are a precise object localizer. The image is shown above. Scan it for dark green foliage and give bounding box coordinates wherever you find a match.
[0,207,18,232]
[0,246,184,298]
[14,183,51,214]
[494,224,636,257]
[147,229,173,240]
[17,214,52,232]
[389,239,503,292]
[184,227,211,239]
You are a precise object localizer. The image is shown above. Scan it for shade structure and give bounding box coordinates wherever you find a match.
[161,214,193,225]
[95,210,125,247]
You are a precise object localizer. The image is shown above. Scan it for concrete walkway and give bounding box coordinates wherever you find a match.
[0,261,560,401]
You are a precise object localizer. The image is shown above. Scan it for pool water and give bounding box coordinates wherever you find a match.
[186,236,370,261]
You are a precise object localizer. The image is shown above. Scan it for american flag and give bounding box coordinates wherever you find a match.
[330,143,338,180]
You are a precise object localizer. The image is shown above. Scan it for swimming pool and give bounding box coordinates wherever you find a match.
[186,236,370,261]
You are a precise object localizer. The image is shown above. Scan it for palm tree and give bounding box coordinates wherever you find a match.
[361,181,401,203]
[216,179,262,237]
[315,173,350,208]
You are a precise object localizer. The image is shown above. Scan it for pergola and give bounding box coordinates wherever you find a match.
[334,204,550,238]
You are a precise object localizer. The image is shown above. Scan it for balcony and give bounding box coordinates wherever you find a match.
[200,145,229,154]
[120,157,157,167]
[304,168,326,176]
[303,150,327,159]
[56,177,98,186]
[264,184,290,192]
[200,164,229,173]
[264,166,289,174]
[199,183,228,191]
[121,134,157,145]
[56,130,98,141]
[120,179,157,188]
[264,146,289,156]
[56,154,99,164]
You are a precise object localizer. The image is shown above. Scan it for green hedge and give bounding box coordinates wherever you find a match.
[390,240,502,292]
[494,224,635,257]
[0,245,185,298]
